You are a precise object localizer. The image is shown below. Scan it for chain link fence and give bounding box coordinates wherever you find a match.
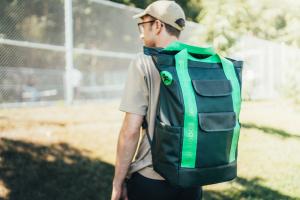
[1,0,299,107]
[0,0,204,107]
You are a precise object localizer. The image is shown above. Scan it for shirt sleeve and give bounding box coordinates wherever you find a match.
[119,55,149,116]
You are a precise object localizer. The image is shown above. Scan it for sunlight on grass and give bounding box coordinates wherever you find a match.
[0,100,299,199]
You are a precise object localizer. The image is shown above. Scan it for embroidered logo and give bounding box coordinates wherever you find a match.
[160,71,173,86]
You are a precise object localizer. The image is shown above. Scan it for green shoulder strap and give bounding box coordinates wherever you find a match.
[164,41,241,167]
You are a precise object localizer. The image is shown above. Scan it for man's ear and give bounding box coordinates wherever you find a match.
[154,20,163,35]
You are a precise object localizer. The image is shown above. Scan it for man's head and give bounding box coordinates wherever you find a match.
[133,1,186,47]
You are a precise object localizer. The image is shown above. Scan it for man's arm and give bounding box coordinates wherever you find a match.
[111,112,144,199]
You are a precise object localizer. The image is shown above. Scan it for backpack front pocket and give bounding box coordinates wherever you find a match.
[198,112,236,132]
[191,79,234,112]
[152,118,182,168]
[196,111,236,168]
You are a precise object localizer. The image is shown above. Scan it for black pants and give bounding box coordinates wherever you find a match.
[125,172,202,200]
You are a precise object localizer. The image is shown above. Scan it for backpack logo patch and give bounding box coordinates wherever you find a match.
[160,71,173,86]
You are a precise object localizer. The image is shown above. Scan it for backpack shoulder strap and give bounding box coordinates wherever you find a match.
[142,116,152,146]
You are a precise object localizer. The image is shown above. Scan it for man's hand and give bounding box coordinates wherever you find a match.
[111,182,128,200]
[111,112,144,200]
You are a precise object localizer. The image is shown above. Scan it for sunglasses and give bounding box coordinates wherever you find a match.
[137,20,156,33]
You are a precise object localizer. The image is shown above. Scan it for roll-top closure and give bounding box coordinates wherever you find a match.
[151,53,242,69]
[192,79,232,97]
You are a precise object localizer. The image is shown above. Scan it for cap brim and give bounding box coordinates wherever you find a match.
[132,11,147,19]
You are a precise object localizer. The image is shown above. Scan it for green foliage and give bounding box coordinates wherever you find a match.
[196,0,300,52]
[1,0,299,53]
[110,0,300,53]
[110,0,203,22]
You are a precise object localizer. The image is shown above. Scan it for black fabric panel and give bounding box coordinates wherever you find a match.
[196,128,233,168]
[189,61,220,68]
[144,46,163,56]
[153,159,237,188]
[156,54,174,67]
[178,161,237,187]
[197,96,234,113]
[227,57,243,68]
[189,67,228,80]
[235,67,243,90]
[152,162,180,188]
[151,119,182,168]
[157,66,184,127]
[226,58,244,88]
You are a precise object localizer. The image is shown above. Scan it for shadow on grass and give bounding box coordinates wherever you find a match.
[0,138,114,200]
[242,123,300,140]
[203,177,298,200]
[1,138,298,200]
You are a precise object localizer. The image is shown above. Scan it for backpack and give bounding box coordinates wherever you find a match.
[142,41,243,188]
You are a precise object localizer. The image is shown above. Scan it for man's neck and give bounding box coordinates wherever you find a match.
[155,37,179,48]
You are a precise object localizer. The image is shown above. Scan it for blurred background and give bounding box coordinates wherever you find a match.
[0,0,299,199]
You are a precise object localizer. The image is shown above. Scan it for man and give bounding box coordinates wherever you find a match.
[111,1,202,200]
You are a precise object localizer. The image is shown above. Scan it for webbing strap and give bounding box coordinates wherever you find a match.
[219,57,241,162]
[175,49,198,168]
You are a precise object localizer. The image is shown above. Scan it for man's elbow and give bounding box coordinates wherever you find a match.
[119,112,143,141]
[121,128,140,140]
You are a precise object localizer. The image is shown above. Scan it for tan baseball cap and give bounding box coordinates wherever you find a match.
[133,1,186,31]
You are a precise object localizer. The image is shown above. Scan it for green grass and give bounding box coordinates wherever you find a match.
[0,100,299,200]
[203,100,300,200]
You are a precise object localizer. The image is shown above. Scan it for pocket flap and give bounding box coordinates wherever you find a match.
[192,79,232,97]
[198,112,236,132]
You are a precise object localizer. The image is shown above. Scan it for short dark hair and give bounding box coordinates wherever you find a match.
[144,15,181,38]
[164,23,181,38]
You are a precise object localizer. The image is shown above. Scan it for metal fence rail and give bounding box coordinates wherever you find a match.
[0,0,205,107]
[1,0,299,107]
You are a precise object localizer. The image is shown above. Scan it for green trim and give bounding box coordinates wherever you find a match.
[230,124,240,161]
[175,49,198,168]
[219,57,241,162]
[164,41,215,55]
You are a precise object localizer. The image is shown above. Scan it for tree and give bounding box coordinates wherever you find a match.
[109,0,300,52]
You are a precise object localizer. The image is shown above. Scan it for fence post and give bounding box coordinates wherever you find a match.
[64,0,74,105]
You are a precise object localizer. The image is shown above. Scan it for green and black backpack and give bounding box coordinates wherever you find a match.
[142,41,243,188]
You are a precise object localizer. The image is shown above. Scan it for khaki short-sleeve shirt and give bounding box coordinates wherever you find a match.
[119,53,164,180]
